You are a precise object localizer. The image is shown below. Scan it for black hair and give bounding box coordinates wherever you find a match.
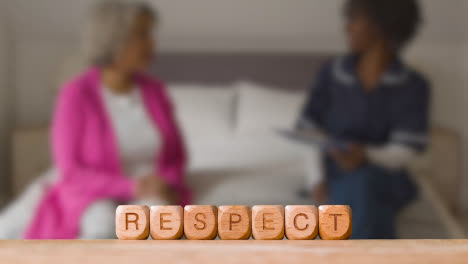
[344,0,422,50]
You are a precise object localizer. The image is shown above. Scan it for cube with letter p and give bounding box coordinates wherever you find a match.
[218,206,251,240]
[115,205,150,240]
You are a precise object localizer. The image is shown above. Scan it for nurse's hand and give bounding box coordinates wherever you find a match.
[311,181,328,204]
[330,143,367,172]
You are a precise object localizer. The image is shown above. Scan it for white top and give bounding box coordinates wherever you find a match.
[101,86,161,178]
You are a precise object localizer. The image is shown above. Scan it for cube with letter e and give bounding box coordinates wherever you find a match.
[150,206,184,240]
[252,205,284,240]
[115,205,150,240]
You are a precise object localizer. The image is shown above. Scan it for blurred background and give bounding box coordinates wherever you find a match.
[0,0,466,239]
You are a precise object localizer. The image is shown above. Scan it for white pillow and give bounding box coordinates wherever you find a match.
[235,81,306,136]
[167,84,236,142]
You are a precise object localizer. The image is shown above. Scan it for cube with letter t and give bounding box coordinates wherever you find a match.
[318,205,352,240]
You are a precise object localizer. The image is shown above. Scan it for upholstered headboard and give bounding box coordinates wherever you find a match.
[55,53,333,94]
[151,53,332,89]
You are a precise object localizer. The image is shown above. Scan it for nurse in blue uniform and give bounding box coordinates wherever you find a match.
[298,0,430,239]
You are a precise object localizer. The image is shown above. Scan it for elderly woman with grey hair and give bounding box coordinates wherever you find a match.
[0,0,190,239]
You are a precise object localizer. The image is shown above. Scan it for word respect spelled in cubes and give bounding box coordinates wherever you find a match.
[116,205,352,240]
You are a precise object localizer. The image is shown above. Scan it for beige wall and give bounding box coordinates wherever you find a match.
[5,0,467,124]
[2,0,468,211]
[0,0,10,197]
[460,0,468,215]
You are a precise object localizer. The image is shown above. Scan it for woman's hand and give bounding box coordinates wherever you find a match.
[329,143,367,172]
[136,174,178,203]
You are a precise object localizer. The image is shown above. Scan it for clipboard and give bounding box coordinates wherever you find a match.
[276,128,348,151]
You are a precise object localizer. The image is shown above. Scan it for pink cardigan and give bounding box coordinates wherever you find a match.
[24,67,190,239]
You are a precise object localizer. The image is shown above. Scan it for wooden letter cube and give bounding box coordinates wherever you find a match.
[116,205,150,240]
[285,205,318,240]
[150,206,184,240]
[218,206,251,240]
[318,205,352,240]
[252,205,284,240]
[184,205,218,240]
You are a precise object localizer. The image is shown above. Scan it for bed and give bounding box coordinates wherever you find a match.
[11,52,464,238]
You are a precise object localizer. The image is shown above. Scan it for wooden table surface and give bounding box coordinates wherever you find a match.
[0,240,467,264]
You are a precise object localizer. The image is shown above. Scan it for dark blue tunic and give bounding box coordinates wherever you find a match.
[300,55,430,150]
[299,55,430,238]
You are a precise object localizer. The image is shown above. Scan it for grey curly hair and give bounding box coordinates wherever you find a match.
[82,0,157,66]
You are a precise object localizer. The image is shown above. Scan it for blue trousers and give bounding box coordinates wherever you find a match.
[326,161,418,239]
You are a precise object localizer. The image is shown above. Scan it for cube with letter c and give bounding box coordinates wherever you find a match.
[218,206,251,240]
[252,205,284,240]
[115,205,150,240]
[184,205,218,240]
[150,206,184,240]
[285,205,318,240]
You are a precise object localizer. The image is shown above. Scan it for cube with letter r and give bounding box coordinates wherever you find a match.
[115,205,150,240]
